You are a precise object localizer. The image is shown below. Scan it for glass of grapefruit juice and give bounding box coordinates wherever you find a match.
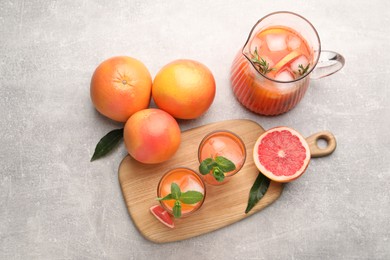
[231,11,344,115]
[157,167,206,217]
[198,130,246,186]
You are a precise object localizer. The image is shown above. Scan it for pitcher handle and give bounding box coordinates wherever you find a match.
[310,50,345,80]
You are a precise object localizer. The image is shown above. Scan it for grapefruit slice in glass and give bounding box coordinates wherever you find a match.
[253,126,311,182]
[150,205,174,228]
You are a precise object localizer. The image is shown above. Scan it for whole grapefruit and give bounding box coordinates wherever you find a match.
[90,56,152,122]
[124,108,181,164]
[152,59,216,119]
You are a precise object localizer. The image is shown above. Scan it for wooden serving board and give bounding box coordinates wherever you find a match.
[118,119,336,243]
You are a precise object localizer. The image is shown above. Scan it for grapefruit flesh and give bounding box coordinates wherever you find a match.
[150,205,174,229]
[253,127,310,182]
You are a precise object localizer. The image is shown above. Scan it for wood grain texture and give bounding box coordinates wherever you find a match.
[118,119,284,243]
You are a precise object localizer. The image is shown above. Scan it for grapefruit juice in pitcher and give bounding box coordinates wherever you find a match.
[231,12,344,115]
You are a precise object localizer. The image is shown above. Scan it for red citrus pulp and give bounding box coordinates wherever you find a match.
[253,127,311,182]
[150,205,174,228]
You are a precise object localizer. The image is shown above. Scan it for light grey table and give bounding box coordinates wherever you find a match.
[1,1,389,259]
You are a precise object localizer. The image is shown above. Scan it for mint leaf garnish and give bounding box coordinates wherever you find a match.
[157,193,173,201]
[199,158,216,174]
[212,167,225,182]
[171,183,181,200]
[173,201,182,218]
[199,156,236,182]
[215,156,236,172]
[179,191,204,204]
[157,182,204,218]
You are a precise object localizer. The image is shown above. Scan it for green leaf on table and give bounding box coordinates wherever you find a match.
[90,128,124,162]
[179,191,204,204]
[245,172,271,214]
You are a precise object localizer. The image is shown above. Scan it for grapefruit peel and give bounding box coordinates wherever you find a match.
[273,51,301,74]
[149,205,175,229]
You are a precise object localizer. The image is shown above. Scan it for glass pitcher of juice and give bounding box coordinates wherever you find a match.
[231,11,345,115]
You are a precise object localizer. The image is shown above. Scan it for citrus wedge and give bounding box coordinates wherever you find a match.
[253,127,311,183]
[150,205,174,228]
[273,50,301,73]
[257,28,286,37]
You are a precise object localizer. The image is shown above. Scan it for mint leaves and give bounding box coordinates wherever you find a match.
[199,156,236,182]
[158,183,204,218]
[91,128,124,161]
[245,172,270,214]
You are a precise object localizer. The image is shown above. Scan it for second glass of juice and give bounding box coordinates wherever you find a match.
[157,167,206,217]
[198,130,246,185]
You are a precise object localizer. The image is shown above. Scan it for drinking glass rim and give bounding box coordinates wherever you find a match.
[197,130,247,178]
[157,167,206,217]
[242,11,322,83]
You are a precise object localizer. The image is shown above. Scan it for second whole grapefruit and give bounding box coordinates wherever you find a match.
[152,59,216,120]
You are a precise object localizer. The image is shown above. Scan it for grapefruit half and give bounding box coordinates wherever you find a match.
[150,205,174,228]
[253,127,311,182]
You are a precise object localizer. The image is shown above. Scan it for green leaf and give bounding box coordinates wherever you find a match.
[91,128,124,162]
[199,158,215,175]
[156,193,174,201]
[215,156,236,172]
[298,63,310,75]
[213,167,225,182]
[245,172,271,214]
[179,191,204,204]
[250,47,274,75]
[173,200,182,218]
[171,183,181,200]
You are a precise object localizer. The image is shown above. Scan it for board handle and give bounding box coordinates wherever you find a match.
[305,131,337,158]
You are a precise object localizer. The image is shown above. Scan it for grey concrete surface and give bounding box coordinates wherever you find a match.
[1,0,389,259]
